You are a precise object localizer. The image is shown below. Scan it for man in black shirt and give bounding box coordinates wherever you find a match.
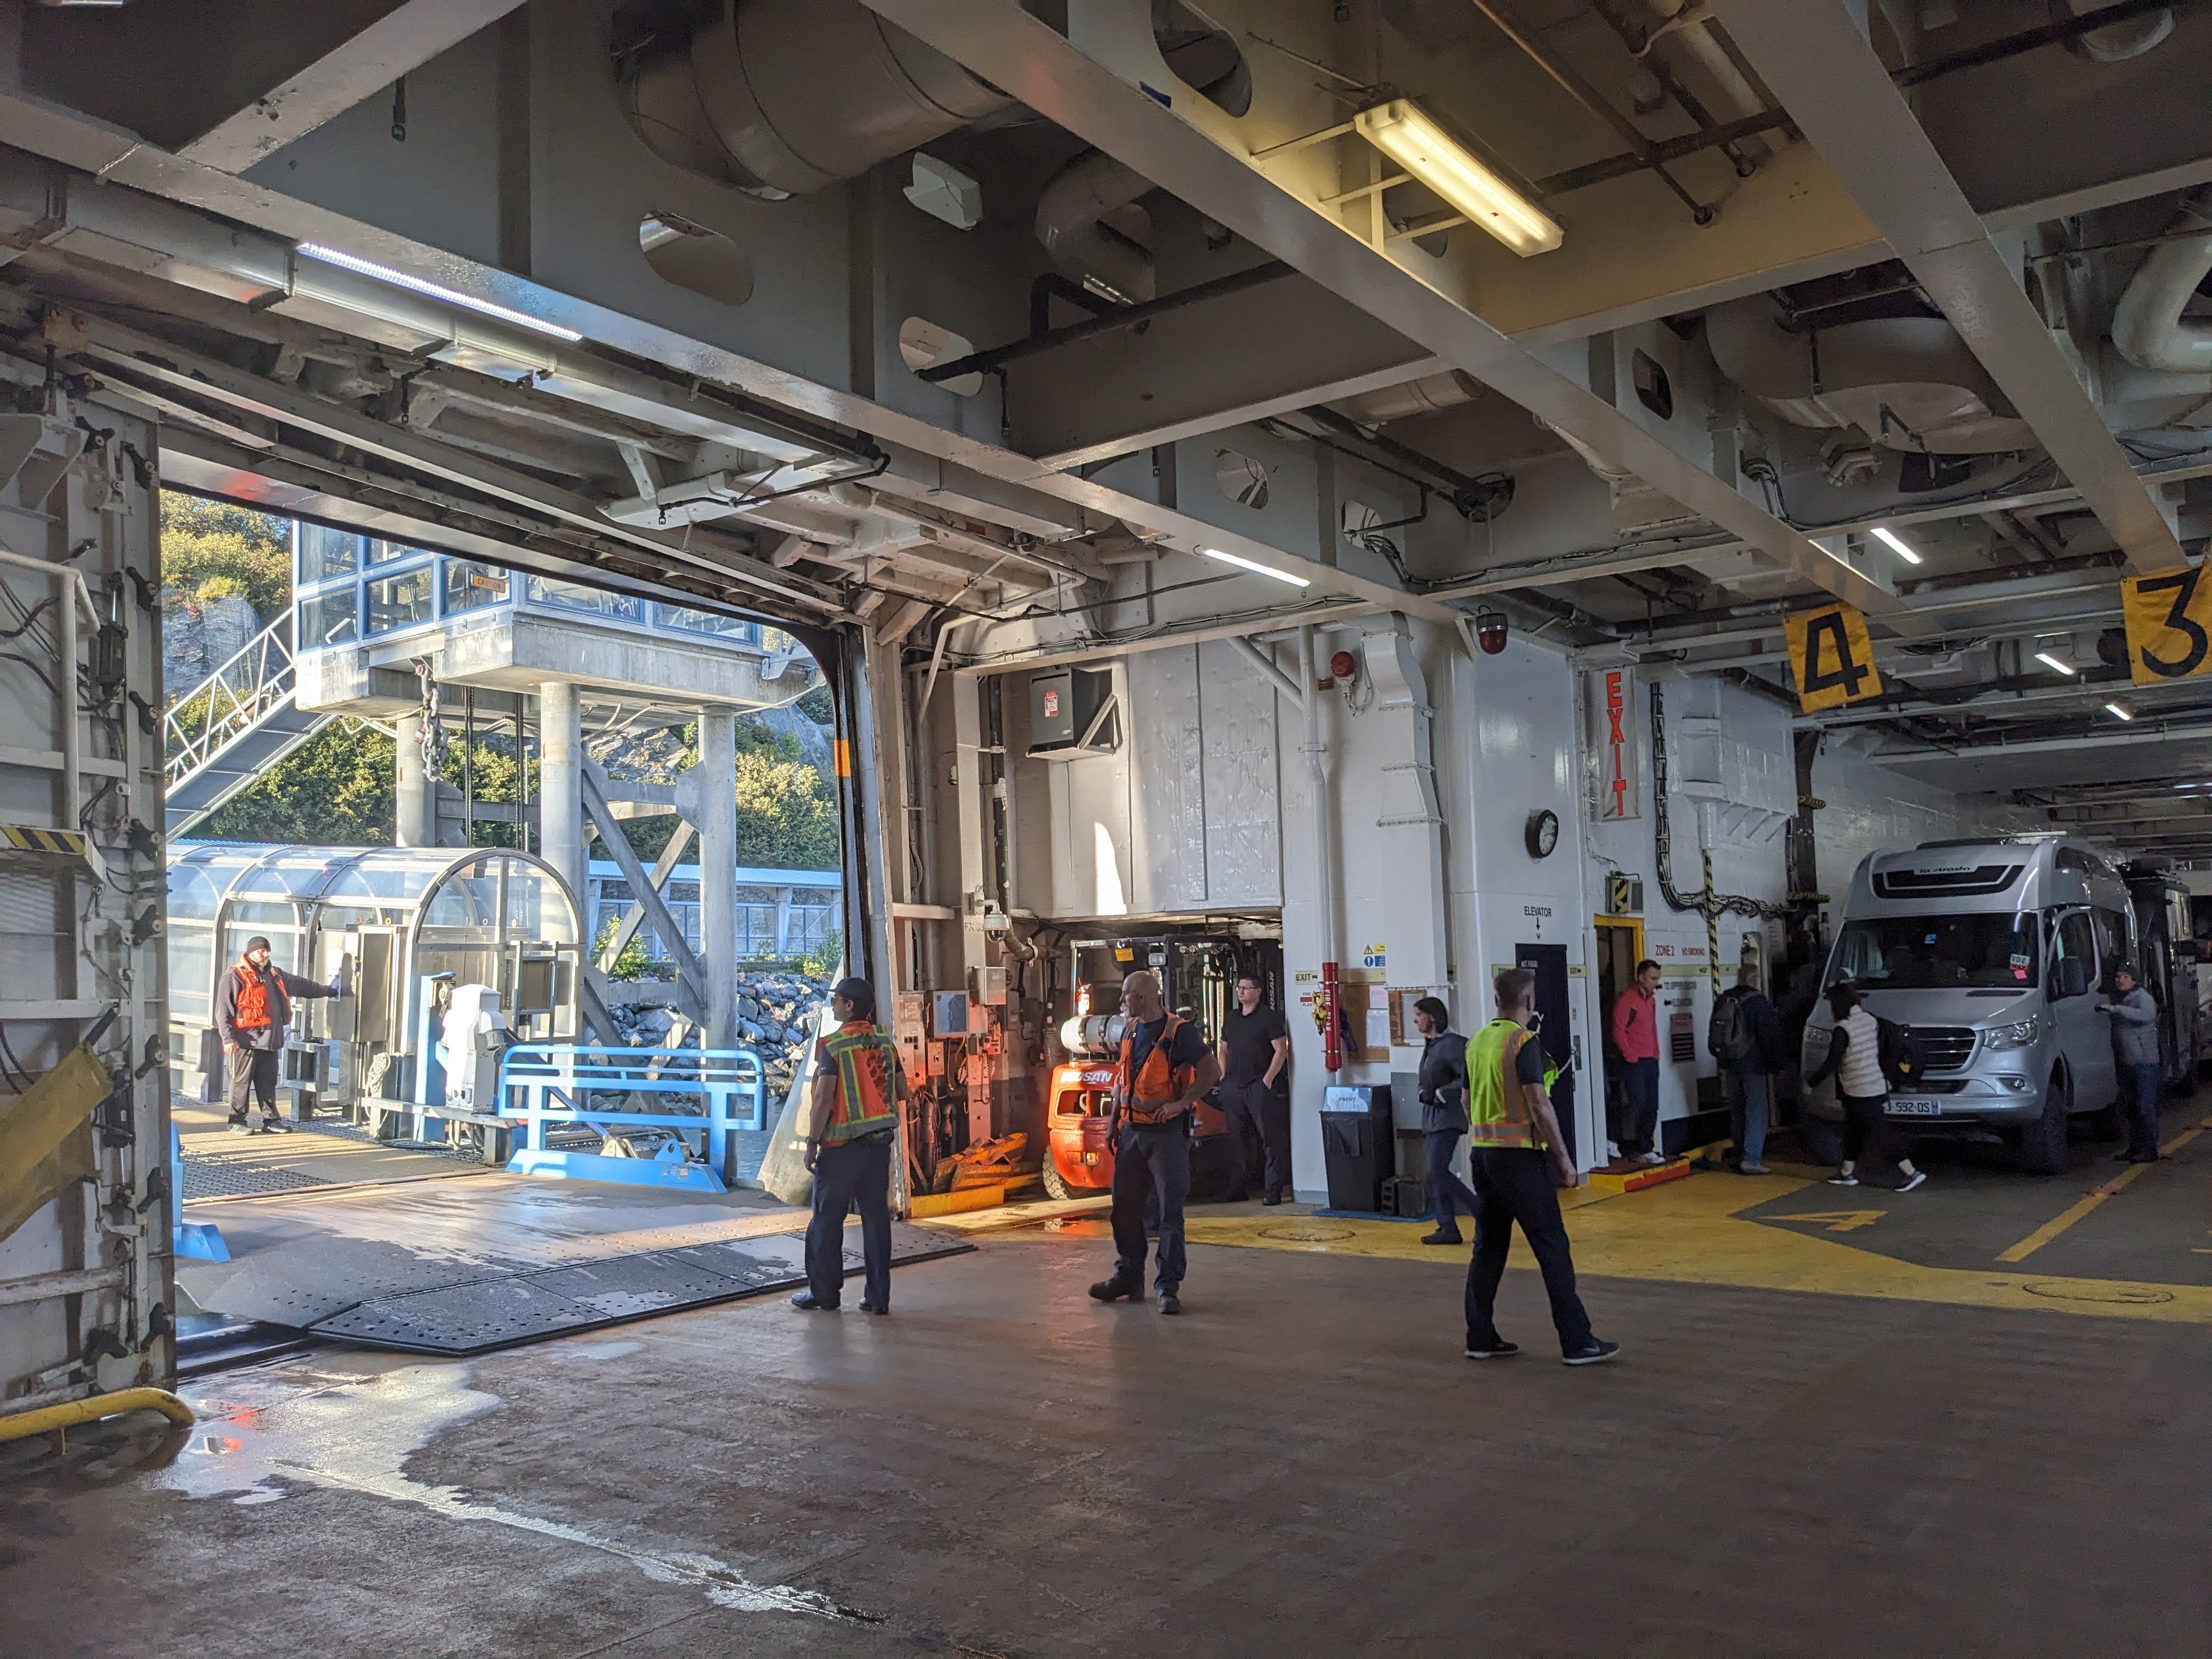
[1216,973,1292,1204]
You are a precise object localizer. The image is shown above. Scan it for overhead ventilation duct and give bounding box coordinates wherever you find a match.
[2110,191,2212,375]
[617,0,1012,199]
[2057,0,2174,61]
[1035,149,1156,306]
[1332,368,1481,426]
[1705,297,2036,454]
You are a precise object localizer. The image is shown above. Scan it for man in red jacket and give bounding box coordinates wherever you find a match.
[215,935,340,1135]
[1609,959,1664,1166]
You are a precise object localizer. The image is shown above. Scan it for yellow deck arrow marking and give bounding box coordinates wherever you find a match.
[1764,1209,1886,1232]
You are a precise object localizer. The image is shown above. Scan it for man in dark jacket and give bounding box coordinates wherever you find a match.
[1717,964,1785,1175]
[215,935,339,1135]
[1414,996,1481,1246]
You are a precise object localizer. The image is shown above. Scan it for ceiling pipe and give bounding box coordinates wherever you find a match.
[1035,149,1157,306]
[2111,190,2212,374]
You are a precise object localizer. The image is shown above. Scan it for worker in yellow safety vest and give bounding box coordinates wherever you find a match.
[1461,968,1618,1366]
[794,975,911,1315]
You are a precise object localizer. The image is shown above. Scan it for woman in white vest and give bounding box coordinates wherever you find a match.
[1804,985,1927,1192]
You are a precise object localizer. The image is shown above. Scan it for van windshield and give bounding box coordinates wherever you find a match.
[1827,912,2039,991]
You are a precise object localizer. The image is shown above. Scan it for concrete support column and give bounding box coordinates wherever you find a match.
[539,680,584,907]
[394,711,435,848]
[774,887,793,957]
[697,709,740,1051]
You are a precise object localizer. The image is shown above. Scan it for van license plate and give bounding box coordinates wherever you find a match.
[1887,1099,1940,1116]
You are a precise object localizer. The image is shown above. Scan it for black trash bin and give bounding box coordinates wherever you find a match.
[1320,1084,1394,1212]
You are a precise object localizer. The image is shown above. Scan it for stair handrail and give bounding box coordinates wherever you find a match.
[163,611,298,791]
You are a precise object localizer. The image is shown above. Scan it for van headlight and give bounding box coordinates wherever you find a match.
[1983,1017,2042,1051]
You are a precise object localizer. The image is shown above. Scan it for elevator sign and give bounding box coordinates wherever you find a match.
[1784,602,1884,713]
[1587,668,1639,821]
[2121,562,2212,686]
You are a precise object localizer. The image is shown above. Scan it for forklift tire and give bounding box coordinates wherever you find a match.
[2015,1071,2071,1176]
[1040,1156,1076,1201]
[1799,1114,1846,1168]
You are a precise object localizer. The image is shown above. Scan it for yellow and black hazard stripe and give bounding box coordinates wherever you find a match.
[0,823,91,860]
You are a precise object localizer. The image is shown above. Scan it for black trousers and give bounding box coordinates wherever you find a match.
[1426,1127,1480,1233]
[1839,1091,1901,1166]
[1464,1146,1596,1356]
[225,1046,280,1120]
[1110,1121,1190,1291]
[1218,1079,1291,1199]
[805,1133,893,1309]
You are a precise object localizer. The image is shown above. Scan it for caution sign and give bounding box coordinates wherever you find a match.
[2121,563,2212,687]
[1784,602,1883,713]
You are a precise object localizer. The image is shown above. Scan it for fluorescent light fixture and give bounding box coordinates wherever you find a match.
[1869,526,1922,565]
[2105,702,2134,721]
[296,242,583,342]
[1352,100,1563,257]
[2034,650,2076,676]
[1197,545,1311,588]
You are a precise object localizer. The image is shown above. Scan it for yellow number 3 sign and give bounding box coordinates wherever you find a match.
[2122,564,2212,686]
[1785,602,1884,713]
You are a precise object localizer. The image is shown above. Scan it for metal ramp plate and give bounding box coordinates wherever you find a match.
[175,1175,974,1355]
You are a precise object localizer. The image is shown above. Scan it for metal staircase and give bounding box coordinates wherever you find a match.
[163,612,332,838]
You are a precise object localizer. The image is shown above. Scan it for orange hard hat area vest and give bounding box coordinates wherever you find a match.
[820,1020,900,1143]
[231,963,274,1030]
[1118,1012,1193,1124]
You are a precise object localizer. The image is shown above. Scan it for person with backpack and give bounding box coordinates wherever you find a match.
[1804,984,1926,1192]
[1709,963,1785,1175]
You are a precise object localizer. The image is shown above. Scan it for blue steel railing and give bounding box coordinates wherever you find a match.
[498,1044,769,1176]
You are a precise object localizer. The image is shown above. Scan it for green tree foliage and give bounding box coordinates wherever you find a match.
[160,494,291,620]
[592,917,654,980]
[733,744,839,869]
[198,720,395,845]
[800,927,843,980]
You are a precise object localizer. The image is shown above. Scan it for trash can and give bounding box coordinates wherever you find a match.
[1321,1084,1394,1212]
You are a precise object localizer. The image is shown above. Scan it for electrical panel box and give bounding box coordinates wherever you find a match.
[1028,667,1112,751]
[977,964,1007,1007]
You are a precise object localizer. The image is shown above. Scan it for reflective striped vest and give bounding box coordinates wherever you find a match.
[819,1020,900,1143]
[1118,1012,1193,1124]
[1465,1018,1553,1151]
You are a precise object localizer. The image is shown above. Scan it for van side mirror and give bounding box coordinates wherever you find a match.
[2055,957,2089,999]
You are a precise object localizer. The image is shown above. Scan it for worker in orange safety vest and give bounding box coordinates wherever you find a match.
[793,975,911,1315]
[1088,969,1221,1316]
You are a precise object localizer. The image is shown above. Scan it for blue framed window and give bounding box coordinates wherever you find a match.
[366,564,436,634]
[368,537,421,565]
[298,588,359,649]
[527,575,641,622]
[298,523,360,584]
[653,603,759,644]
[442,561,511,617]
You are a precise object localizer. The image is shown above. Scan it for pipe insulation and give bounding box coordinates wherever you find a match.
[1034,149,1158,306]
[2111,191,2212,375]
[622,0,1010,198]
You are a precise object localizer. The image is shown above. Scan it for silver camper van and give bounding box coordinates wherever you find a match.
[1802,836,2134,1175]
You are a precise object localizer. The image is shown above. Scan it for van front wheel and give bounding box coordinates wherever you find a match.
[2015,1071,2070,1176]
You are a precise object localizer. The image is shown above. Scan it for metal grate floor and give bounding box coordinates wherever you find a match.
[180,1153,335,1200]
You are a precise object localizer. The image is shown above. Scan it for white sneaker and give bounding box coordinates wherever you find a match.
[1897,1169,1927,1192]
[1636,1151,1664,1167]
[1827,1172,1859,1187]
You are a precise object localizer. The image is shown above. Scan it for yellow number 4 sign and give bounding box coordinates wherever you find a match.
[1785,602,1884,713]
[2121,563,2212,686]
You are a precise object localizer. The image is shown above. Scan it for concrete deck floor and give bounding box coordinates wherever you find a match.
[4,1229,2208,1657]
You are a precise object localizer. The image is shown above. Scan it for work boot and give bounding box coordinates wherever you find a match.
[1260,1193,1284,1207]
[789,1290,837,1312]
[259,1111,293,1135]
[1420,1228,1464,1246]
[1088,1277,1142,1303]
[225,1115,251,1136]
[1156,1288,1182,1315]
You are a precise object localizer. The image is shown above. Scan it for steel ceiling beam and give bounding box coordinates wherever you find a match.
[856,0,1927,635]
[1708,0,2190,579]
[174,1,531,175]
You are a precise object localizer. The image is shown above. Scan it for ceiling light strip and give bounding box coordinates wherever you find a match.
[296,242,583,342]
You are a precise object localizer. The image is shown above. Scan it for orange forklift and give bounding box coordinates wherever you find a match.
[1040,931,1283,1200]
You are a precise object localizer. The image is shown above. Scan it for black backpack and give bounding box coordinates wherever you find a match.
[1707,990,1753,1064]
[1875,1017,1924,1091]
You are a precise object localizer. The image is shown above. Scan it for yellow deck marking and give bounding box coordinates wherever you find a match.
[1181,1165,2212,1327]
[1995,1112,2212,1265]
[1765,1209,1885,1233]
